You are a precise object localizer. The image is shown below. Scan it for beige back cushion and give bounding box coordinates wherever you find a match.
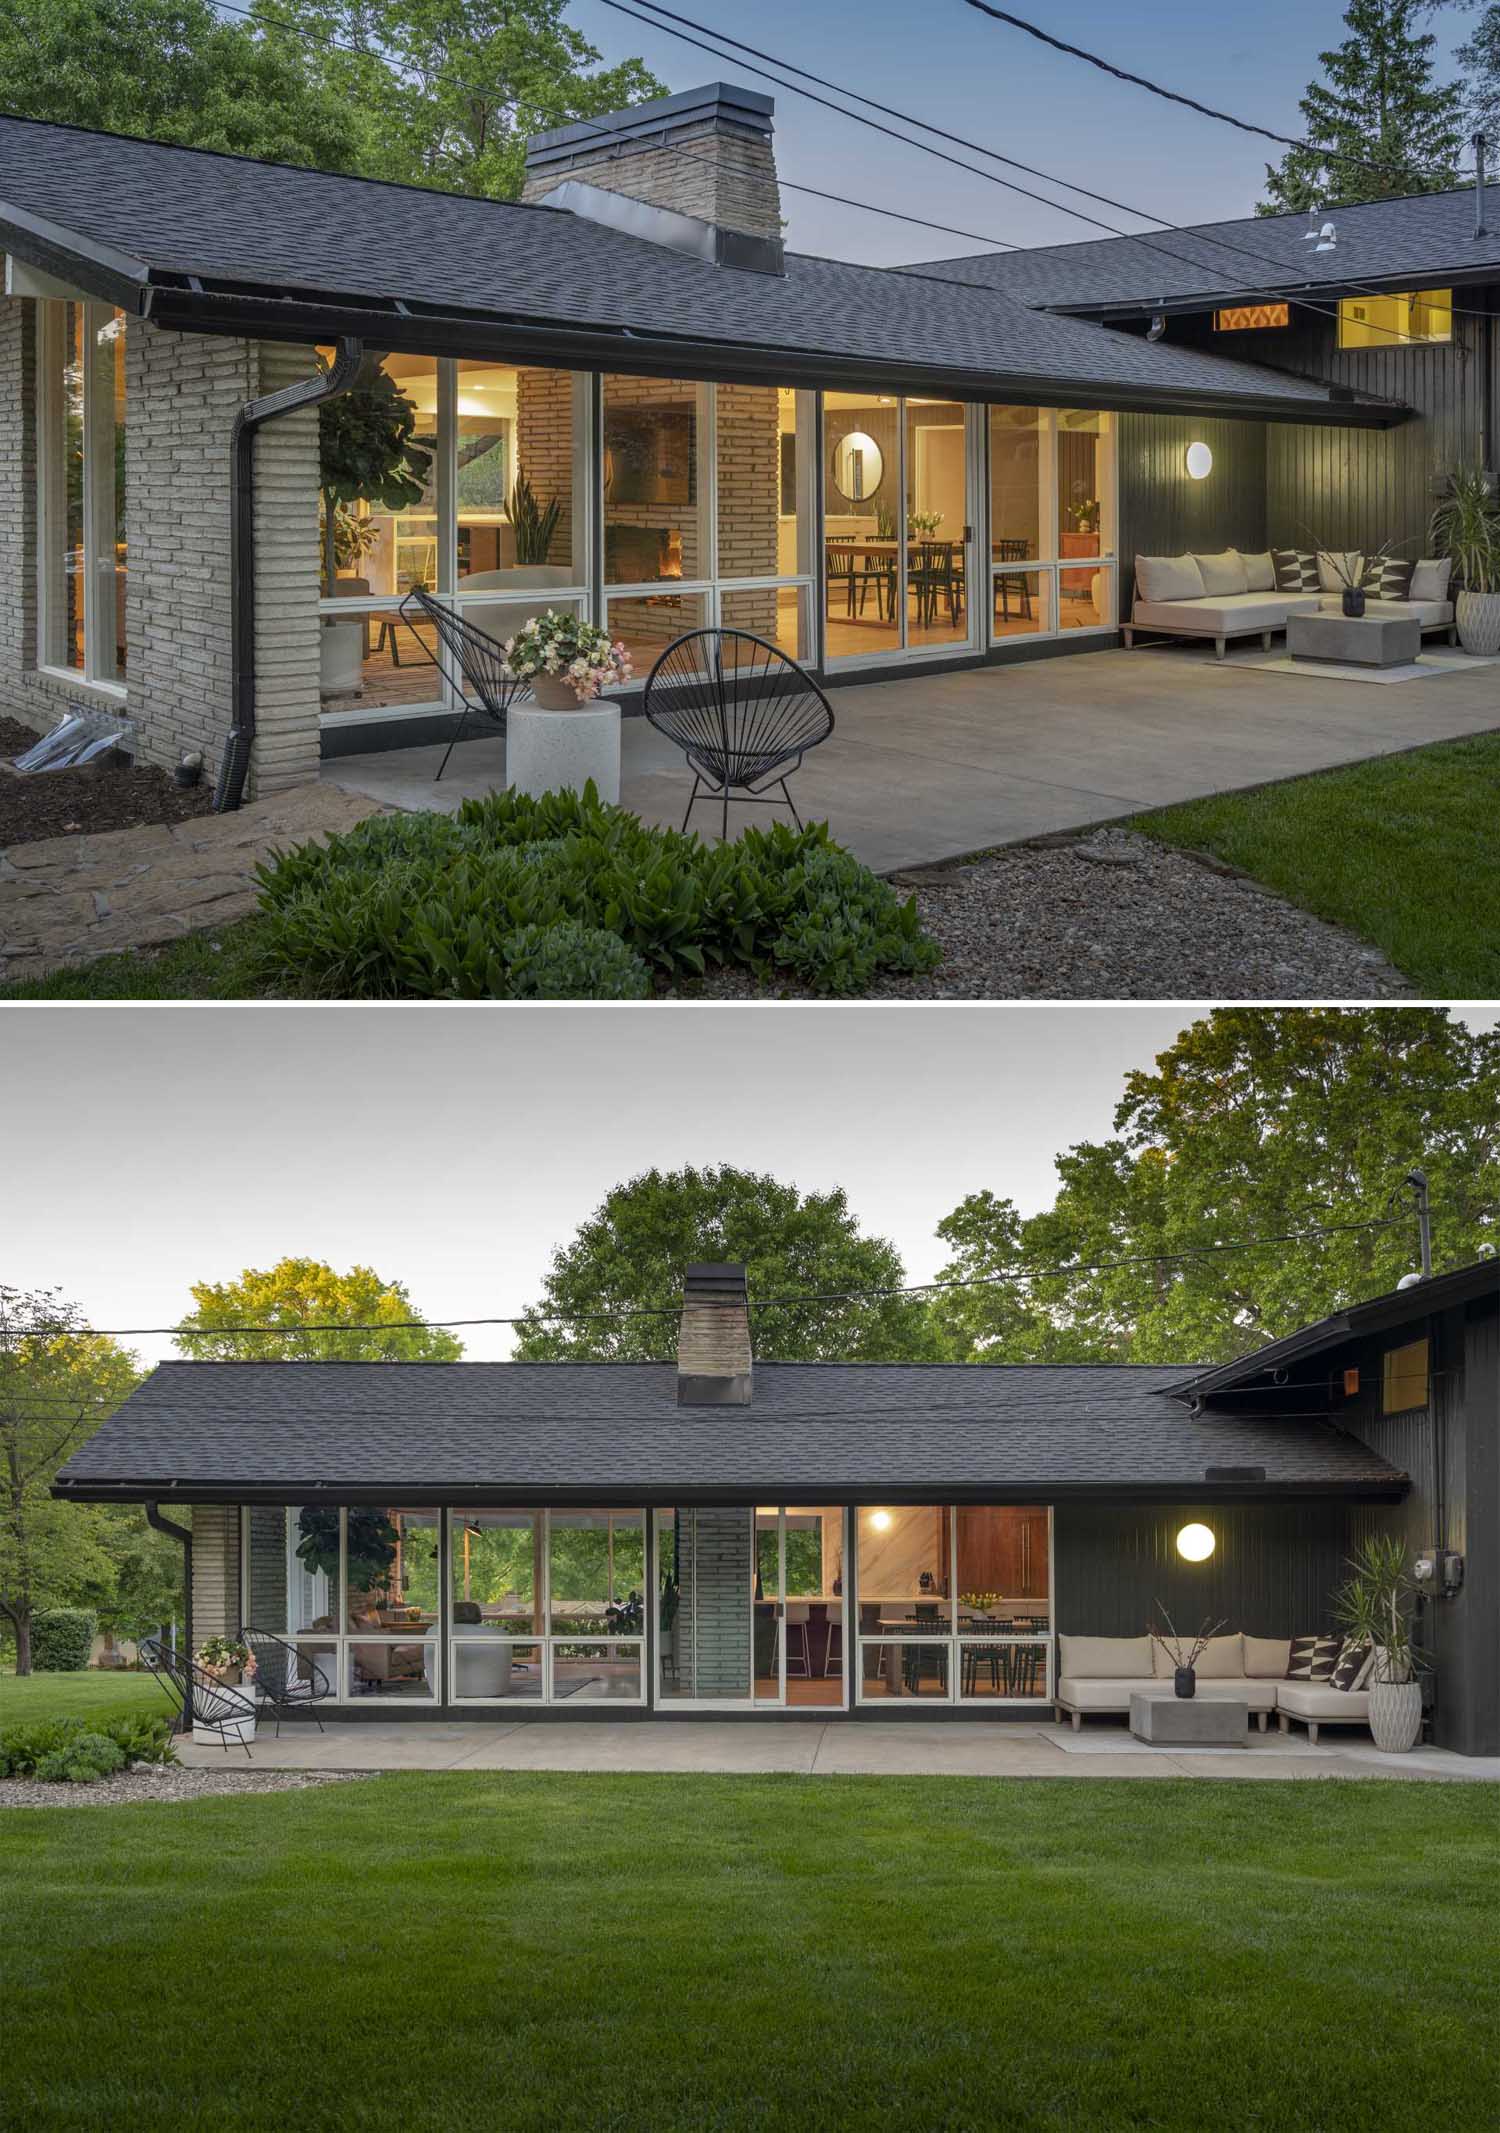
[1243,1634,1292,1678]
[1135,553,1206,604]
[1152,1632,1245,1678]
[1410,557,1453,600]
[1059,1634,1155,1679]
[1317,550,1365,593]
[1242,551,1277,592]
[1193,550,1248,596]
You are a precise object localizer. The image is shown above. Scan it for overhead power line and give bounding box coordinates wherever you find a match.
[23,1212,1417,1340]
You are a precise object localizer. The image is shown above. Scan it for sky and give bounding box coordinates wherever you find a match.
[566,0,1474,265]
[3,1002,1492,1369]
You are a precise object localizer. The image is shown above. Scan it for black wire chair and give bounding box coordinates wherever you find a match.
[139,1635,257,1757]
[240,1625,332,1738]
[397,587,533,783]
[643,629,835,839]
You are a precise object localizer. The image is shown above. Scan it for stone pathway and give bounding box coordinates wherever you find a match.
[0,783,382,985]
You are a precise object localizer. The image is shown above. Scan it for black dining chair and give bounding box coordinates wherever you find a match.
[993,538,1035,625]
[397,587,533,782]
[643,628,835,839]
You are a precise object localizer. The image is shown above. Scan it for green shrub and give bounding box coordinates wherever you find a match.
[30,1608,98,1672]
[101,1716,177,1767]
[0,1716,83,1777]
[0,1712,175,1779]
[34,1730,126,1785]
[252,785,940,998]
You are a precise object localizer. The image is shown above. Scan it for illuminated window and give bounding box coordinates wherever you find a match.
[1338,290,1453,350]
[1382,1338,1430,1414]
[1214,304,1291,332]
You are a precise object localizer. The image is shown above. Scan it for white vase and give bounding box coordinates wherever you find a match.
[1455,589,1500,655]
[528,673,586,710]
[1368,1677,1423,1753]
[320,616,365,695]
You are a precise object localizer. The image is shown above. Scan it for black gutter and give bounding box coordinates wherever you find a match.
[142,286,1408,431]
[143,1502,193,1728]
[54,1476,1409,1506]
[1042,260,1500,320]
[216,336,366,812]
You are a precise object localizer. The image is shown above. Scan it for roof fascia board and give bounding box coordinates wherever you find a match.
[0,203,151,311]
[1046,262,1500,322]
[141,286,1406,428]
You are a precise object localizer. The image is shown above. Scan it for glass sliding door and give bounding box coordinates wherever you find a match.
[656,1507,849,1709]
[824,394,977,665]
[988,406,1116,646]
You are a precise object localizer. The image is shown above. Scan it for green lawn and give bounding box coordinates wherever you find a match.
[2,920,275,1000]
[0,1671,165,1730]
[2,1775,1495,2131]
[1134,733,1500,997]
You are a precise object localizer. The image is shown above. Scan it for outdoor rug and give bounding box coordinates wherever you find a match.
[1182,646,1500,686]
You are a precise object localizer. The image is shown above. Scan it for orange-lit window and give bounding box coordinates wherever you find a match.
[1382,1339,1430,1414]
[1338,290,1453,349]
[1214,303,1291,331]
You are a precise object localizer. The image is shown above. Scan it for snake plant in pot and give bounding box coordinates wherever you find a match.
[1335,1535,1429,1751]
[1430,467,1500,654]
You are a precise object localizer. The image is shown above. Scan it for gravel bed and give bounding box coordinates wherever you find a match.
[680,829,1412,1000]
[0,1765,373,1809]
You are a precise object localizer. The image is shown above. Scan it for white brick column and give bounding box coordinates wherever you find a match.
[191,1505,243,1643]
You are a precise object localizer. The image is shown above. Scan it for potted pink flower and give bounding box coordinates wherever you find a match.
[503,610,633,709]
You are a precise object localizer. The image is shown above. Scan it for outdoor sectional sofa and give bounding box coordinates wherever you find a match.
[1055,1631,1374,1744]
[1122,548,1457,658]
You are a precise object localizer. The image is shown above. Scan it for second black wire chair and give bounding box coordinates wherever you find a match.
[398,587,533,782]
[643,628,835,839]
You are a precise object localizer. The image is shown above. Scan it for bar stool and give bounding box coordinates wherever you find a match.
[823,1621,843,1677]
[784,1611,811,1678]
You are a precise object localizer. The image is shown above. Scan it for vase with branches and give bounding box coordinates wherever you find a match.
[1430,466,1500,652]
[1149,1601,1228,1699]
[1297,525,1411,618]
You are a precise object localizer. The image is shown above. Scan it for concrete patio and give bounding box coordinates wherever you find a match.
[179,1718,1500,1783]
[323,644,1500,874]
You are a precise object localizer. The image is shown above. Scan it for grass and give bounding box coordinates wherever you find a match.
[0,1670,165,1731]
[2,919,276,1000]
[1133,733,1500,997]
[2,1774,1496,2131]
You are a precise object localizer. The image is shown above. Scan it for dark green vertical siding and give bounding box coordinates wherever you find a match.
[1117,412,1267,598]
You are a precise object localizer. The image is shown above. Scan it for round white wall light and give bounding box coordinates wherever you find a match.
[1185,442,1214,480]
[869,1509,893,1532]
[1176,1522,1216,1562]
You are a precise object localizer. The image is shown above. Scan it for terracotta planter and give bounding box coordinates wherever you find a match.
[1368,1677,1423,1753]
[527,673,587,711]
[1455,589,1500,655]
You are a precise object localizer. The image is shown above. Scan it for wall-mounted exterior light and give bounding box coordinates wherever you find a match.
[1185,442,1214,480]
[1176,1522,1216,1562]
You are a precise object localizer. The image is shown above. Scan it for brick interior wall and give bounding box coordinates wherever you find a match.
[675,1508,754,1698]
[246,1506,288,1627]
[514,366,580,573]
[191,1505,243,1641]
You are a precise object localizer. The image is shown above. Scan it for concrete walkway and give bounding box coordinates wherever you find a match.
[324,645,1500,874]
[179,1719,1500,1783]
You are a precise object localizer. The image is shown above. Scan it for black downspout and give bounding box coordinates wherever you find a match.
[216,336,366,812]
[144,1502,193,1730]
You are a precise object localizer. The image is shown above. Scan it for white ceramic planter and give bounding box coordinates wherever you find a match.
[194,1679,257,1746]
[320,616,365,695]
[506,697,621,804]
[1455,589,1500,655]
[1368,1677,1423,1753]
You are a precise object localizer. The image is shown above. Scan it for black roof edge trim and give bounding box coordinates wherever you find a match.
[1044,261,1500,321]
[51,1477,1408,1506]
[138,286,1408,427]
[0,204,151,310]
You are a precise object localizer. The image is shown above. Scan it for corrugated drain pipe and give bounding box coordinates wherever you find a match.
[216,336,367,812]
[144,1502,193,1728]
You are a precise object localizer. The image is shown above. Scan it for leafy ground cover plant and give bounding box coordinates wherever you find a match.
[0,1711,176,1779]
[251,786,939,999]
[34,1730,125,1785]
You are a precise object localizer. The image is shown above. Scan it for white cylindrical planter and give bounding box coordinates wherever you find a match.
[194,1682,257,1746]
[507,695,620,805]
[1368,1678,1423,1753]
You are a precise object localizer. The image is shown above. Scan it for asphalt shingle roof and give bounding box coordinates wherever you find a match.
[920,186,1500,312]
[54,1360,1406,1499]
[0,117,1398,417]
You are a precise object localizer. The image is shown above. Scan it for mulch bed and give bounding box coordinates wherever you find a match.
[0,716,214,847]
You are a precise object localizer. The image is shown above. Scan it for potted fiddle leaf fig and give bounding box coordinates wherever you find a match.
[1335,1535,1428,1752]
[1430,466,1500,653]
[318,369,432,694]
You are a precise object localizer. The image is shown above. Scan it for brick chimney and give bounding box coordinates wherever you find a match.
[676,1263,753,1406]
[523,83,784,259]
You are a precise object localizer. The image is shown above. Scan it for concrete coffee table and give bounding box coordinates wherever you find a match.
[1286,610,1421,667]
[1129,1690,1248,1746]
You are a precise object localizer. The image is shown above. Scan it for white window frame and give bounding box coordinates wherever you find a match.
[445,1507,646,1710]
[35,299,127,698]
[852,1504,1055,1709]
[986,407,1117,650]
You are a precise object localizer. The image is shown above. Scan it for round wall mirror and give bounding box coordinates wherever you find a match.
[832,430,884,502]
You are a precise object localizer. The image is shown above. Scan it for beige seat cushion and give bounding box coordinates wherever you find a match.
[1358,597,1456,627]
[1243,551,1277,592]
[1057,1634,1154,1679]
[1135,553,1206,604]
[1153,1632,1244,1679]
[1133,593,1318,631]
[1193,550,1249,596]
[1244,1635,1292,1679]
[1276,1681,1371,1720]
[1059,1676,1277,1713]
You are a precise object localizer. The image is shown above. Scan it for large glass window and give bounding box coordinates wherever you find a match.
[37,301,125,685]
[344,1507,440,1700]
[986,406,1114,645]
[1338,290,1452,349]
[855,1505,1052,1705]
[449,1508,644,1705]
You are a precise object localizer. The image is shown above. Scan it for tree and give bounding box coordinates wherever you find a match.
[932,1009,1499,1366]
[0,0,365,169]
[175,1259,464,1360]
[253,0,667,198]
[318,372,432,596]
[1437,2,1500,141]
[0,1287,143,1674]
[1261,2,1466,212]
[513,1166,941,1362]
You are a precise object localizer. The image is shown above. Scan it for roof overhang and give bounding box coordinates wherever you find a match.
[0,208,1406,427]
[1046,262,1500,324]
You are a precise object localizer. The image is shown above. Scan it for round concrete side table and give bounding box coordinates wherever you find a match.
[505,698,621,805]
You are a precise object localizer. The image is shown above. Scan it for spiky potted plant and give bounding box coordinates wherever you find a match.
[318,370,431,694]
[1335,1536,1428,1752]
[1430,466,1500,654]
[504,469,571,588]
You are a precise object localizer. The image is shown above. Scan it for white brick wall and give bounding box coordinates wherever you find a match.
[191,1505,243,1642]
